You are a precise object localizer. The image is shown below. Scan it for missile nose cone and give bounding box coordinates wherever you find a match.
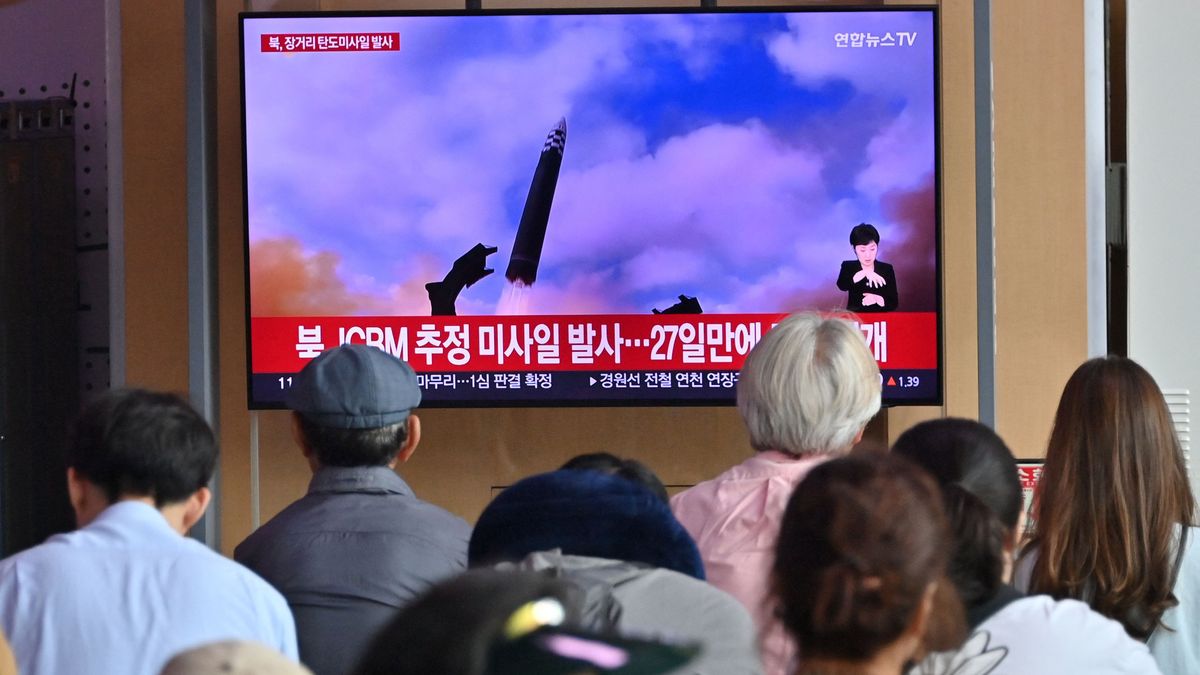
[544,117,567,154]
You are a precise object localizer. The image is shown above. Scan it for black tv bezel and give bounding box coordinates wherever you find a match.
[238,5,943,410]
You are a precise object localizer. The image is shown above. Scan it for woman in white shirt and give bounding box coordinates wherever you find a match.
[898,417,1160,675]
[1016,357,1195,674]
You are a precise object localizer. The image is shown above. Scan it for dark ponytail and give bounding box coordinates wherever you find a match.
[941,482,1009,608]
[892,418,1022,613]
[771,453,949,661]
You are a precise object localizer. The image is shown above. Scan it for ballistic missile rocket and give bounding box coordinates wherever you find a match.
[505,118,566,285]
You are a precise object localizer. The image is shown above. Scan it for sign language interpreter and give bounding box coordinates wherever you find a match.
[836,223,899,313]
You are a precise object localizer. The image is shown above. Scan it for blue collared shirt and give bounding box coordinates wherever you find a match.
[0,501,298,675]
[235,465,470,675]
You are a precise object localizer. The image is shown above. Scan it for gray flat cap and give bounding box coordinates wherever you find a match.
[286,344,421,429]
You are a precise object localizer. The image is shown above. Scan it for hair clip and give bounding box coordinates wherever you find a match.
[502,597,567,640]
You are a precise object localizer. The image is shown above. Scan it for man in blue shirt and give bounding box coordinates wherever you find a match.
[235,344,470,675]
[0,389,298,675]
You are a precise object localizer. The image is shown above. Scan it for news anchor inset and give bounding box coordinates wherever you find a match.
[836,223,898,313]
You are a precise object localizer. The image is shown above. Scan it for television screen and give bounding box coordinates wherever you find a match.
[240,7,940,408]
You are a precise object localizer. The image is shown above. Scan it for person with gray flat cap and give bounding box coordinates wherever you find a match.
[235,344,470,675]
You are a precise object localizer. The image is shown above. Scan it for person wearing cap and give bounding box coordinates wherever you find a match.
[469,468,764,675]
[235,344,470,675]
[354,569,700,675]
[0,389,298,675]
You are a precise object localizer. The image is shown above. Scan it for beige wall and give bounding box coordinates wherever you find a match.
[990,0,1090,458]
[117,0,1088,553]
[121,1,190,392]
[216,0,253,552]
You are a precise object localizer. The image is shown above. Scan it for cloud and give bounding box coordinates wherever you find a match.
[766,12,934,103]
[765,11,936,199]
[251,237,457,316]
[243,15,651,282]
[551,121,827,267]
[250,237,386,316]
[621,247,708,293]
[713,266,841,315]
[538,121,864,313]
[855,106,935,198]
[880,172,938,311]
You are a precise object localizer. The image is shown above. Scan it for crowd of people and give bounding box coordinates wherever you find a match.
[0,311,1192,675]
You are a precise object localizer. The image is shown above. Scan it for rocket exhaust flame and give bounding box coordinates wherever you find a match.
[497,280,531,315]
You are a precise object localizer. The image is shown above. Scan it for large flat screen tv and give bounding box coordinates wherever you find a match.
[240,6,941,408]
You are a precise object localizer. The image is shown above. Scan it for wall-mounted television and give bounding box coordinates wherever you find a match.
[240,6,941,408]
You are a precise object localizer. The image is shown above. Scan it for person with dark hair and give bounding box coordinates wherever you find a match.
[235,344,470,675]
[772,453,947,675]
[897,418,1160,674]
[355,569,698,675]
[1016,357,1196,673]
[893,418,1025,626]
[836,222,898,312]
[561,452,669,502]
[470,470,762,675]
[0,389,298,675]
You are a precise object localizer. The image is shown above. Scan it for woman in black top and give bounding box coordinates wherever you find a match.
[837,223,899,312]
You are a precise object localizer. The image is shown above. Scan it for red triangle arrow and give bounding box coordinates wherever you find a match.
[887,377,897,386]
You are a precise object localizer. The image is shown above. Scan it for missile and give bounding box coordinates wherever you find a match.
[505,118,566,285]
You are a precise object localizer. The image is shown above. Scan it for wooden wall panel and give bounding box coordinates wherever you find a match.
[121,1,189,393]
[936,0,980,423]
[990,0,1088,458]
[216,0,254,555]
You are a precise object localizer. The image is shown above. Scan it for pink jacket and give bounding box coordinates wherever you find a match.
[671,451,830,675]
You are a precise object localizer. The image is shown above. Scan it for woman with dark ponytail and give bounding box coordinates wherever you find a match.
[893,418,1024,627]
[771,453,950,675]
[897,418,1160,674]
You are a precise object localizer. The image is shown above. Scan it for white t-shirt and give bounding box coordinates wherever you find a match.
[1146,526,1200,674]
[911,595,1161,675]
[1015,526,1200,675]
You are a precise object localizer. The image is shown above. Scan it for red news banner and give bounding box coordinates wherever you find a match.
[259,33,401,53]
[252,313,937,374]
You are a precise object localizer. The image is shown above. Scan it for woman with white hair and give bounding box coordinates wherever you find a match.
[671,311,882,675]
